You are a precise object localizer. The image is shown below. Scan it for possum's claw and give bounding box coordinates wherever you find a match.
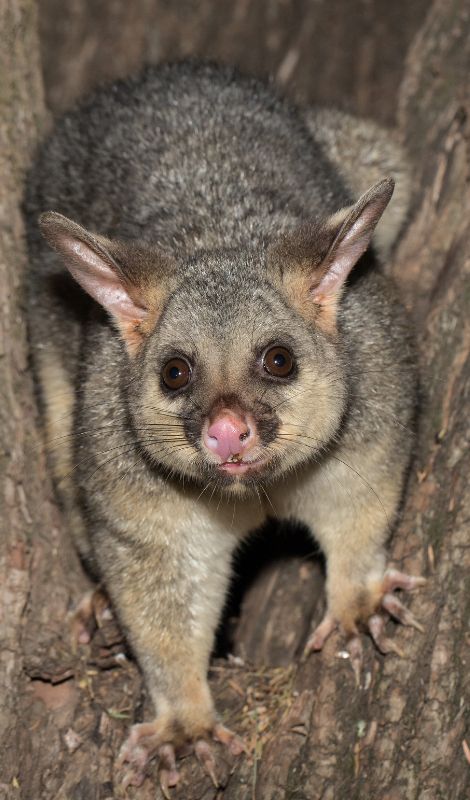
[381,592,424,632]
[116,718,244,791]
[158,744,180,798]
[347,635,364,686]
[118,738,179,794]
[368,614,404,657]
[303,613,336,654]
[213,722,245,755]
[119,743,148,788]
[195,739,219,787]
[304,567,426,668]
[381,569,427,594]
[70,586,112,645]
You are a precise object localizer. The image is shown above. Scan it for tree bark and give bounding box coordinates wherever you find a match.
[38,0,429,125]
[0,4,95,799]
[1,1,469,799]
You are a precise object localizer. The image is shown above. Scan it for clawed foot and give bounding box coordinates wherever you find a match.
[116,719,244,795]
[304,568,426,680]
[70,587,113,645]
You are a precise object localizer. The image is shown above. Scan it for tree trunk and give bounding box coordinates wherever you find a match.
[1,1,469,798]
[38,0,429,125]
[0,4,92,799]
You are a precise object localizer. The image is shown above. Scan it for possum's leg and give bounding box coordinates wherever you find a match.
[304,108,412,260]
[91,489,246,792]
[290,442,425,675]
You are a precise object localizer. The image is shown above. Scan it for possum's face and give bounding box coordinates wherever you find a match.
[132,250,347,494]
[39,178,393,495]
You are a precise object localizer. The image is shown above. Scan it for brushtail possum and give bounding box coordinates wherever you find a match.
[25,62,424,790]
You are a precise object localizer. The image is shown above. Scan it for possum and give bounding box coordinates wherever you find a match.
[25,61,424,791]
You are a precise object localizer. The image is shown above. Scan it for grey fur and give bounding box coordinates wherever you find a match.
[25,62,418,777]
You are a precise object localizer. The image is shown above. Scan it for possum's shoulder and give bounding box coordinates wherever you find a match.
[340,263,415,380]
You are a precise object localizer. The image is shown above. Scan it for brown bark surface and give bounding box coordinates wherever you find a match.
[1,1,469,799]
[38,0,429,125]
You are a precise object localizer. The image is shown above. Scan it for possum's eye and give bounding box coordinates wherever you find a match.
[162,358,192,390]
[263,346,295,378]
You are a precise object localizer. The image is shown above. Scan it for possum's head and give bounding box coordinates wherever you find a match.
[39,178,393,496]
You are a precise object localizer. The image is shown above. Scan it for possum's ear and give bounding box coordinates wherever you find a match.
[269,178,394,331]
[39,212,174,354]
[310,178,395,303]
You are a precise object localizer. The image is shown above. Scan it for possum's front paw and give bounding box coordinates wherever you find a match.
[116,713,244,795]
[305,568,426,679]
[70,586,113,645]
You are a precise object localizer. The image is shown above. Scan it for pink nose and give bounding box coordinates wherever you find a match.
[204,413,254,462]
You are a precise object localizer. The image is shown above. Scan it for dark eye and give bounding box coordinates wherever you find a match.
[162,358,192,390]
[263,346,295,378]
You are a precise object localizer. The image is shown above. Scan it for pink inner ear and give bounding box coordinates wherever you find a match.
[311,209,382,304]
[65,239,147,323]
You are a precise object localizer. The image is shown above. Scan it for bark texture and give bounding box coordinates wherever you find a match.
[1,1,469,799]
[38,0,428,125]
[0,5,93,799]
